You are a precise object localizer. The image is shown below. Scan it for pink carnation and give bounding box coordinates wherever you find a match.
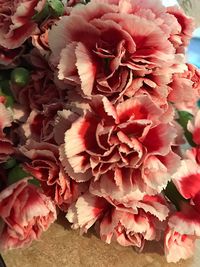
[0,101,14,162]
[32,18,57,56]
[49,0,184,103]
[21,141,88,211]
[168,64,200,114]
[167,6,195,53]
[12,69,61,112]
[0,0,47,49]
[99,208,160,250]
[164,224,196,263]
[66,192,165,250]
[63,95,178,194]
[21,103,65,144]
[0,178,57,250]
[0,45,24,66]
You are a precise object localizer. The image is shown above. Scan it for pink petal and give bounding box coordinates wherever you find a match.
[0,103,13,133]
[66,192,108,233]
[172,159,200,199]
[143,124,176,155]
[75,42,97,96]
[59,145,92,182]
[58,42,79,82]
[164,227,196,263]
[168,208,200,237]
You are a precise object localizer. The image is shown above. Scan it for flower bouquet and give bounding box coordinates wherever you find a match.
[0,0,200,263]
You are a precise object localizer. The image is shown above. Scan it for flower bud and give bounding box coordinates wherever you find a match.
[48,0,64,17]
[11,67,30,87]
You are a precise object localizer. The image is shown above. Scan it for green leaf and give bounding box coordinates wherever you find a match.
[8,165,29,185]
[3,158,17,170]
[164,181,188,210]
[29,179,41,187]
[48,0,64,16]
[197,99,200,108]
[7,164,40,187]
[0,80,11,93]
[0,70,11,81]
[11,67,30,87]
[177,110,196,147]
[32,2,50,22]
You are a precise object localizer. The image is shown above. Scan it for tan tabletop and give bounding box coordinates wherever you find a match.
[2,215,200,267]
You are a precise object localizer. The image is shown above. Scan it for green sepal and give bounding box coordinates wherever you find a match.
[8,164,40,187]
[32,2,50,22]
[29,179,41,187]
[48,0,64,17]
[3,158,17,170]
[8,165,28,185]
[11,67,30,87]
[177,110,196,147]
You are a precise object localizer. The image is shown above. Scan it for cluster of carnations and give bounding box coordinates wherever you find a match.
[0,0,200,263]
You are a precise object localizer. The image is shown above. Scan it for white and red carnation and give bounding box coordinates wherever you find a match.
[21,103,67,144]
[0,0,47,49]
[21,140,88,211]
[168,64,200,113]
[99,208,160,250]
[0,100,14,162]
[32,18,57,56]
[63,95,178,194]
[172,157,200,200]
[164,225,196,263]
[167,6,194,53]
[66,191,164,250]
[0,45,24,66]
[0,178,56,250]
[49,0,186,103]
[12,69,62,112]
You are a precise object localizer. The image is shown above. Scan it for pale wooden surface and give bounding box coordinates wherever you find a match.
[178,0,200,27]
[2,215,200,267]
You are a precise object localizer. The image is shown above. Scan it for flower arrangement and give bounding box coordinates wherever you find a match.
[0,0,200,263]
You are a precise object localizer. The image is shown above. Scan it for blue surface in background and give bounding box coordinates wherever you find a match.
[187,37,200,68]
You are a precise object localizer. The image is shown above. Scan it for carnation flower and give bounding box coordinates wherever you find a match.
[167,6,195,53]
[12,69,62,112]
[66,192,166,249]
[0,0,47,49]
[99,208,160,250]
[49,0,188,103]
[21,141,88,211]
[63,95,178,194]
[0,0,199,262]
[21,103,65,144]
[0,45,24,67]
[32,18,57,56]
[0,178,56,250]
[164,224,196,263]
[0,100,14,162]
[168,64,200,114]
